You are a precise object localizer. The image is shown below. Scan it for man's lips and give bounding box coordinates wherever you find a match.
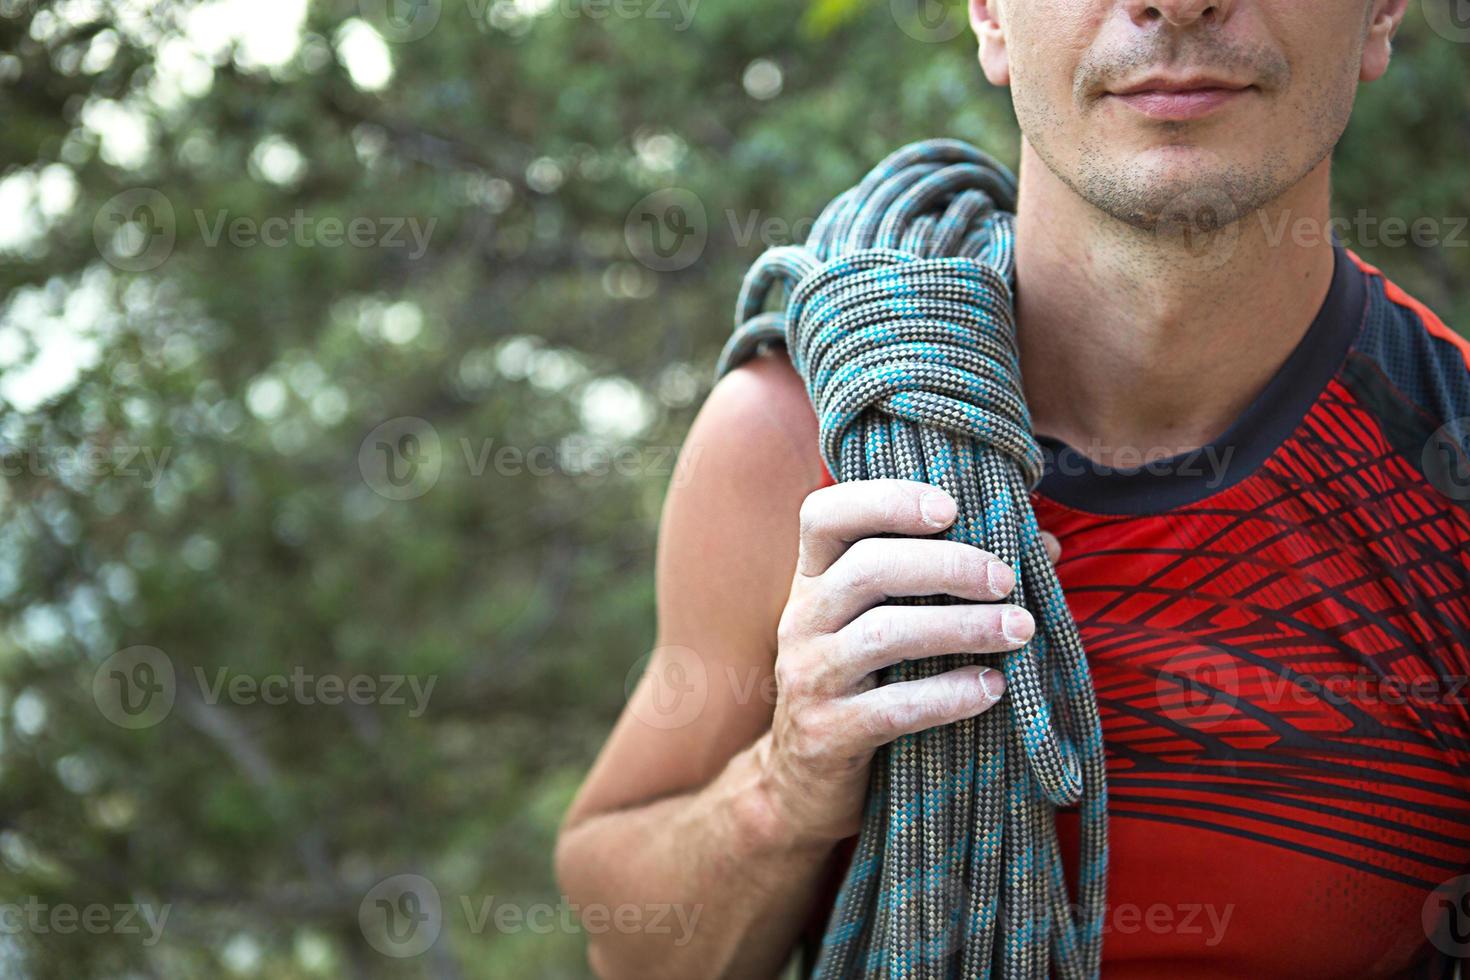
[1105,78,1254,121]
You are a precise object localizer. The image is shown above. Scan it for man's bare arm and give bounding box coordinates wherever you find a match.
[555,352,1030,979]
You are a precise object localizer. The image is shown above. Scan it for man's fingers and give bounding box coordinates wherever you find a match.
[1042,531,1061,566]
[796,480,957,577]
[813,538,1014,626]
[846,665,1007,748]
[828,604,1033,683]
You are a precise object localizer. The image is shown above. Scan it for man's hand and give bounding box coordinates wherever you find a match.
[754,479,1036,846]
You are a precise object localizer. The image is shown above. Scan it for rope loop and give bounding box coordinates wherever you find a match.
[784,249,1045,491]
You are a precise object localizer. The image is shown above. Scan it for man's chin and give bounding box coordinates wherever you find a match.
[1074,150,1260,234]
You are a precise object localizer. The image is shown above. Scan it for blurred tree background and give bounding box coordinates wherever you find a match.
[0,0,1464,976]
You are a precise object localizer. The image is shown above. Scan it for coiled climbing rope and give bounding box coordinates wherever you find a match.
[715,139,1109,979]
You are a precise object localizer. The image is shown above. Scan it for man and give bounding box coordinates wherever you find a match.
[557,1,1470,976]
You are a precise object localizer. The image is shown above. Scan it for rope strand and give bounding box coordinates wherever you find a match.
[716,138,1109,980]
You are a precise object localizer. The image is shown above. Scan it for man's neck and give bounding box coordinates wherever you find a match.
[1013,143,1338,465]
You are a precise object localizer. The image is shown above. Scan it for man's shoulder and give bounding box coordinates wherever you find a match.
[697,347,822,485]
[1344,251,1470,426]
[652,348,823,637]
[1328,252,1470,506]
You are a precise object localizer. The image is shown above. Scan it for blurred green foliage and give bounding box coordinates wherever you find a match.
[0,0,1464,977]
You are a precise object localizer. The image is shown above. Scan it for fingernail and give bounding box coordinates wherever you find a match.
[979,668,1006,700]
[919,491,955,529]
[986,561,1014,595]
[1002,607,1035,644]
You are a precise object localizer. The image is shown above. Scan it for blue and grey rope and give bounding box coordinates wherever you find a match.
[715,139,1109,979]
